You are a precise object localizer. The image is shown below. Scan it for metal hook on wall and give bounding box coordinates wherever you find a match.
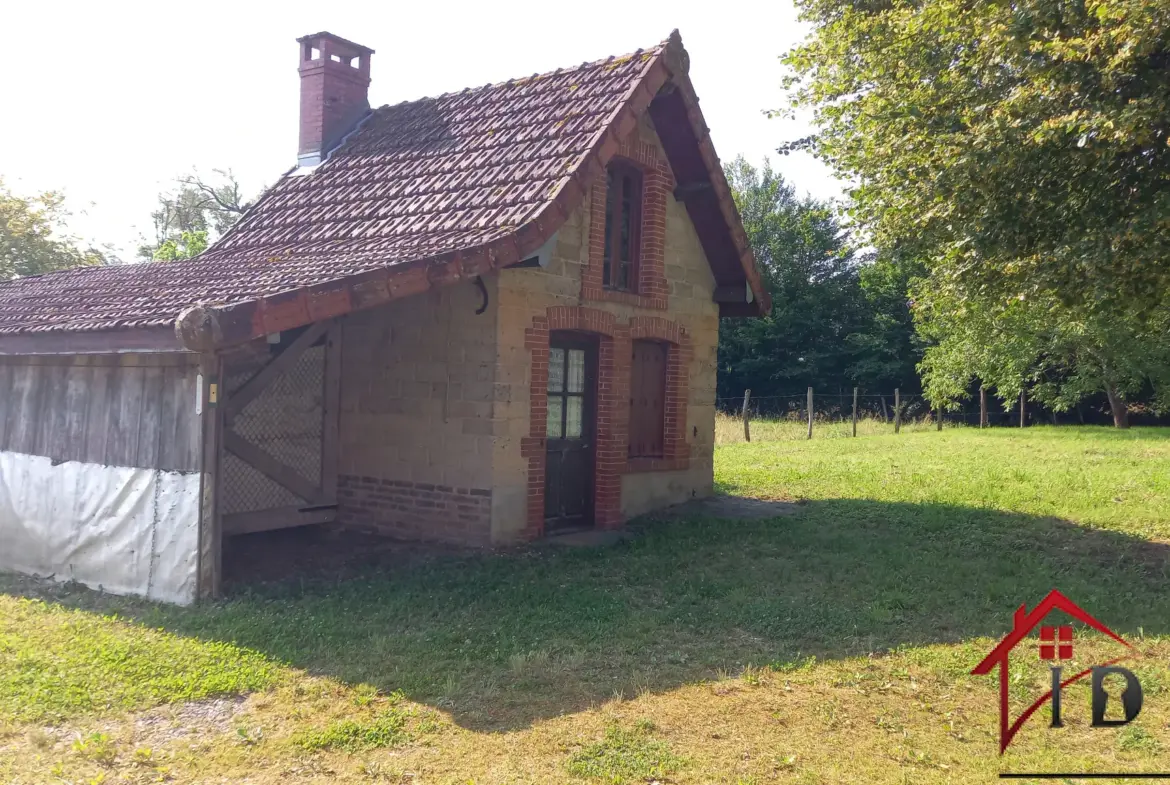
[474,275,489,315]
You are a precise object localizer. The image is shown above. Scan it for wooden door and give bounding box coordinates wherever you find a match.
[544,334,597,532]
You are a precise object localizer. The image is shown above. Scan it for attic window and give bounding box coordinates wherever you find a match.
[602,161,642,292]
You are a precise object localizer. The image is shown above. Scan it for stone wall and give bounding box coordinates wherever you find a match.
[334,109,720,545]
[336,279,498,544]
[492,111,720,539]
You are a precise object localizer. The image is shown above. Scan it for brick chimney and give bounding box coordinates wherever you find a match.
[296,32,374,166]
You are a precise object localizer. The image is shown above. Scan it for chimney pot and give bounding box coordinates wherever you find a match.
[296,31,374,166]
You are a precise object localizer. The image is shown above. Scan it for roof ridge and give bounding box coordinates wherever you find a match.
[374,36,671,111]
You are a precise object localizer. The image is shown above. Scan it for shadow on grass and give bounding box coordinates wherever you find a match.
[5,498,1169,731]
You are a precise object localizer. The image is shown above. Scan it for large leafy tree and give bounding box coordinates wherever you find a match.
[785,0,1170,425]
[784,0,1170,311]
[719,158,875,402]
[846,248,927,392]
[919,291,1170,427]
[138,169,249,261]
[0,178,107,281]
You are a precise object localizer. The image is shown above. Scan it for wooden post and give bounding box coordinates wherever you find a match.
[322,321,343,500]
[894,388,901,433]
[852,387,859,437]
[980,386,988,429]
[807,387,814,440]
[936,405,943,431]
[880,395,889,423]
[742,389,751,443]
[1019,389,1026,428]
[196,354,223,600]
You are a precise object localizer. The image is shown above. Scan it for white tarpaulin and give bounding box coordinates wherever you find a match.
[0,451,200,604]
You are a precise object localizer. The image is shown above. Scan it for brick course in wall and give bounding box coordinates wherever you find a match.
[338,475,492,546]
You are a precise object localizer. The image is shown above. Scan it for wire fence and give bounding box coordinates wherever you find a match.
[713,386,1034,444]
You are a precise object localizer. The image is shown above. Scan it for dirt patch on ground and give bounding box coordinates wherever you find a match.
[133,696,249,747]
[224,497,801,585]
[223,525,477,587]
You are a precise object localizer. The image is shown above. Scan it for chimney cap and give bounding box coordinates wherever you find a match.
[296,31,375,56]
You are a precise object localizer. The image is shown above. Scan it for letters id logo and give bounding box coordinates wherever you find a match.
[971,589,1142,753]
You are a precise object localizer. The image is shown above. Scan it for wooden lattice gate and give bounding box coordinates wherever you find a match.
[219,320,341,536]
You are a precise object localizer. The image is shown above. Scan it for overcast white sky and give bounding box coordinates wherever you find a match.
[4,0,842,260]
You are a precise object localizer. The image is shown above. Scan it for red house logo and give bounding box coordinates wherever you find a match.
[971,589,1140,754]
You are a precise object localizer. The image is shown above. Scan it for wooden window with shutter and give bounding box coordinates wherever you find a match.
[628,340,667,458]
[602,162,643,292]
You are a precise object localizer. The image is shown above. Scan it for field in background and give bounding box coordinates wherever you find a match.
[3,427,1170,783]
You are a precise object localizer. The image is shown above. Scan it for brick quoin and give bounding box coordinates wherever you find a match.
[524,307,691,537]
[581,139,671,310]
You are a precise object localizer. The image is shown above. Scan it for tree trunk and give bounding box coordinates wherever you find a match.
[1105,384,1130,429]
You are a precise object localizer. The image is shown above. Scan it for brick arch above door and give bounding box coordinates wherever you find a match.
[520,306,690,539]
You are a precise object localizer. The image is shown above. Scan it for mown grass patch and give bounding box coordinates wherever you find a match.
[1,427,1168,783]
[290,706,411,752]
[566,722,684,783]
[0,597,279,724]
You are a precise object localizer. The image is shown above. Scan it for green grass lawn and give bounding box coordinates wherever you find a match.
[2,426,1169,783]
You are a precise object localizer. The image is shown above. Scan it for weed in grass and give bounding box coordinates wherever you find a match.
[291,707,412,752]
[351,683,380,707]
[1119,725,1160,754]
[741,664,769,687]
[632,718,656,733]
[356,760,411,781]
[130,747,156,767]
[72,732,116,766]
[565,724,684,783]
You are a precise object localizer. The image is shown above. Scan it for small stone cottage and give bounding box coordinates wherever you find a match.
[0,30,768,602]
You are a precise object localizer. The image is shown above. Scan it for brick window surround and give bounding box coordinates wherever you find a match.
[521,307,690,538]
[582,140,671,310]
[627,316,691,474]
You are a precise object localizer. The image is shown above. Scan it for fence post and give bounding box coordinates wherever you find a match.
[980,386,988,429]
[852,387,859,437]
[742,389,751,443]
[1019,389,1026,428]
[936,404,943,431]
[807,387,814,440]
[894,388,901,433]
[880,395,889,423]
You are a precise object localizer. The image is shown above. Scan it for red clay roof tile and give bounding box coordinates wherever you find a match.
[0,33,767,344]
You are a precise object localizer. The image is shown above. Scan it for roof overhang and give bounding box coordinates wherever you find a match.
[0,325,186,356]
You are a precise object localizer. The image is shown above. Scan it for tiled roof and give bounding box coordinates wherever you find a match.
[0,31,767,348]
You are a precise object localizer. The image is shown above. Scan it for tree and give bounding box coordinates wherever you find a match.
[784,0,1170,426]
[718,158,870,401]
[783,0,1170,314]
[0,178,107,281]
[846,248,927,392]
[138,169,249,261]
[918,291,1170,428]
